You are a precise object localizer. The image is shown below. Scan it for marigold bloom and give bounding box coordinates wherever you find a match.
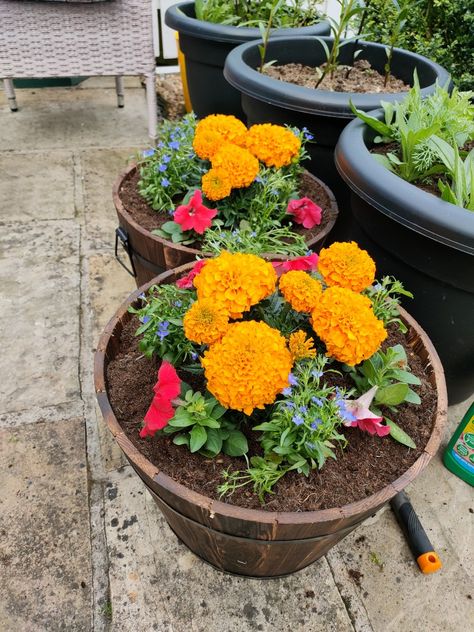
[318,241,376,293]
[272,253,319,276]
[194,251,277,318]
[211,143,259,189]
[141,362,181,437]
[176,259,207,289]
[243,124,301,168]
[201,167,233,201]
[173,190,217,234]
[183,298,230,345]
[289,330,316,361]
[279,270,323,313]
[311,286,387,366]
[287,197,323,229]
[193,128,224,160]
[195,114,247,146]
[202,321,292,415]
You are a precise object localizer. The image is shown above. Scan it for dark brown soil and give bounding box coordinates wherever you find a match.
[265,59,410,93]
[118,168,337,247]
[106,315,438,512]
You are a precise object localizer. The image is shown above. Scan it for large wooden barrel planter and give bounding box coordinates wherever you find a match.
[113,165,339,288]
[94,264,448,578]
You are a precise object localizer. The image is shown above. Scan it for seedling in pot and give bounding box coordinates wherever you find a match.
[258,0,282,74]
[383,0,412,87]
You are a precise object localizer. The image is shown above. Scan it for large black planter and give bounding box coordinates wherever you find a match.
[335,111,474,405]
[165,1,329,120]
[223,36,450,235]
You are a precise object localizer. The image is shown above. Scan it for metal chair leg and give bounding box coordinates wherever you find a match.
[145,72,157,146]
[3,78,18,112]
[115,75,124,108]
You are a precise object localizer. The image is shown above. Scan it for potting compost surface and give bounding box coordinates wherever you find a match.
[119,170,337,247]
[106,316,437,512]
[266,60,410,93]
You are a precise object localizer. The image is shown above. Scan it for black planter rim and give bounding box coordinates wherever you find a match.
[165,1,328,44]
[335,109,474,255]
[223,36,451,118]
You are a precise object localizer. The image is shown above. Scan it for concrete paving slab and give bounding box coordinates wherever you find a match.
[104,466,355,632]
[0,87,149,151]
[0,150,76,223]
[326,403,474,632]
[0,418,92,632]
[0,220,80,413]
[80,148,140,249]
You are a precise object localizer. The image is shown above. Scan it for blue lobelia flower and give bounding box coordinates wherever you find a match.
[311,419,322,430]
[168,140,180,150]
[300,405,308,414]
[140,315,151,324]
[292,414,304,426]
[161,178,170,187]
[162,154,172,163]
[156,164,167,172]
[311,396,323,406]
[282,387,293,397]
[311,369,323,380]
[156,321,170,341]
[302,127,314,141]
[288,373,298,386]
[142,148,155,158]
[190,351,198,361]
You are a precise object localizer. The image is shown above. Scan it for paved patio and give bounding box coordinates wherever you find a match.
[0,77,472,632]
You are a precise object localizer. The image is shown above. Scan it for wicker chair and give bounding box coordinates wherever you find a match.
[0,0,158,143]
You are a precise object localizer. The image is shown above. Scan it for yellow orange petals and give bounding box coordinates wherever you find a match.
[288,330,316,361]
[279,270,323,313]
[244,123,301,168]
[194,251,277,318]
[210,143,259,189]
[202,167,232,201]
[318,241,376,293]
[183,299,229,345]
[311,286,386,366]
[202,321,292,415]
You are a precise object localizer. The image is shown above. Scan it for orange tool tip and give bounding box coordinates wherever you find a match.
[417,552,442,574]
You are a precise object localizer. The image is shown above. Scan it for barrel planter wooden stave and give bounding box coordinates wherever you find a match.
[94,264,447,578]
[113,165,339,288]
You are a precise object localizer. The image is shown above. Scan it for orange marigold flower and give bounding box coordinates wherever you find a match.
[193,128,224,160]
[202,321,292,415]
[183,299,230,345]
[194,251,277,318]
[279,270,323,313]
[195,114,247,146]
[288,330,316,361]
[243,124,301,168]
[211,143,259,189]
[311,286,387,366]
[202,167,233,201]
[318,241,376,293]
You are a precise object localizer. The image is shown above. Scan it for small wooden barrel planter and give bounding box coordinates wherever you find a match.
[113,164,339,288]
[94,264,448,578]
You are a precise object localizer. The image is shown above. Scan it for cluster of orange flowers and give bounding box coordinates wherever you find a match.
[182,243,386,414]
[193,115,301,201]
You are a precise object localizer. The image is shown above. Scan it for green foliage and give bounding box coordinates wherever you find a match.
[382,0,412,86]
[202,222,308,256]
[257,0,282,73]
[352,79,474,194]
[314,0,366,88]
[350,344,421,409]
[218,456,304,504]
[163,388,248,457]
[361,0,474,90]
[152,219,196,245]
[137,114,207,211]
[427,137,474,210]
[252,290,309,336]
[255,356,350,476]
[129,284,197,364]
[364,276,413,332]
[196,0,323,28]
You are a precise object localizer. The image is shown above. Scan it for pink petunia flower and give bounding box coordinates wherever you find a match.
[272,252,319,275]
[286,197,323,229]
[176,259,207,289]
[173,190,217,234]
[340,386,390,437]
[140,362,181,438]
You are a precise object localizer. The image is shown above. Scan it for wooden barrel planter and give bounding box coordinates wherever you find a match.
[113,165,339,288]
[94,264,448,578]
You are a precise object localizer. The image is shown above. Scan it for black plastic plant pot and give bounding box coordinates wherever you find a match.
[165,1,330,120]
[223,36,450,230]
[335,111,474,405]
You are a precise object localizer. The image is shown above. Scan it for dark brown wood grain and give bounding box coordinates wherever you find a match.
[112,164,340,287]
[94,265,448,577]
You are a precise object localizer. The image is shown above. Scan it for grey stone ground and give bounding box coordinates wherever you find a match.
[0,78,472,632]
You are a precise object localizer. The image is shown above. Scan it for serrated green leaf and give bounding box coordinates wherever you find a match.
[190,425,207,453]
[385,417,416,448]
